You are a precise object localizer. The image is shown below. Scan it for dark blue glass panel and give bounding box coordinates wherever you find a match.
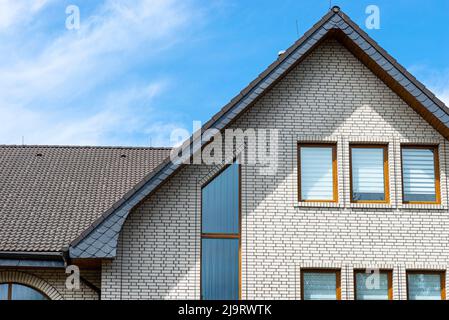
[0,284,7,300]
[201,238,239,300]
[202,163,239,234]
[352,192,385,201]
[11,284,47,300]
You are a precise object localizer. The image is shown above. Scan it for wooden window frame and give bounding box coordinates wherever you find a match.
[0,282,49,300]
[401,145,441,205]
[200,163,241,300]
[406,270,446,300]
[297,143,338,203]
[353,269,393,300]
[349,144,390,204]
[300,269,341,300]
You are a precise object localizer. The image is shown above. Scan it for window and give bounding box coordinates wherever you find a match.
[407,271,445,300]
[301,270,341,300]
[354,270,392,300]
[0,283,48,300]
[298,144,337,202]
[201,163,240,300]
[0,284,7,300]
[350,145,389,203]
[401,146,440,204]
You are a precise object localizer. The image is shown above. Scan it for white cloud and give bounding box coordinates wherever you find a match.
[437,87,449,106]
[0,0,194,105]
[1,81,185,146]
[0,0,198,146]
[434,82,449,107]
[46,81,182,146]
[0,0,50,31]
[408,65,449,106]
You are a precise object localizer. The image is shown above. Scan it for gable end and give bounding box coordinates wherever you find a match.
[69,8,449,259]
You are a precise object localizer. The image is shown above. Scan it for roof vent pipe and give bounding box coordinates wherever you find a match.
[278,50,286,57]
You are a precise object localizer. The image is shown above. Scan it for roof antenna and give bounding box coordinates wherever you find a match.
[21,136,25,146]
[329,0,332,10]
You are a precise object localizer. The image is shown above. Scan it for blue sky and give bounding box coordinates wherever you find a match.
[0,0,448,147]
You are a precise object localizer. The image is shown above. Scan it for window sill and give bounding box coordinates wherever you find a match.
[348,202,394,209]
[294,202,448,211]
[295,201,342,208]
[399,203,447,210]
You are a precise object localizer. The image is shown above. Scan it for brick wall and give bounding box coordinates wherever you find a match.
[102,38,449,300]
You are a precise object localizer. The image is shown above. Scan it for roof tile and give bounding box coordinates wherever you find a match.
[0,145,170,252]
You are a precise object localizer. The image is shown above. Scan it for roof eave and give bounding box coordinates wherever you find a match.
[0,251,65,268]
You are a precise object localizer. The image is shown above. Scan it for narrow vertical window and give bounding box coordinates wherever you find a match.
[407,271,446,300]
[401,146,440,204]
[354,270,392,300]
[350,145,389,203]
[201,163,240,300]
[301,270,341,300]
[298,144,337,202]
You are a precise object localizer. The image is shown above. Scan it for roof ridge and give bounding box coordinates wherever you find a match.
[0,144,172,150]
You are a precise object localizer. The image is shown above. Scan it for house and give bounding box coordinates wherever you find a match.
[1,6,449,300]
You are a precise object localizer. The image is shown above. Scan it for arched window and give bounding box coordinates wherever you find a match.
[0,283,48,300]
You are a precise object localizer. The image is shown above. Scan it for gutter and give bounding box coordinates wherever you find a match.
[0,251,65,268]
[0,249,101,298]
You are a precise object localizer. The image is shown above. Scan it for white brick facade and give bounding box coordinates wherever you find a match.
[101,39,449,300]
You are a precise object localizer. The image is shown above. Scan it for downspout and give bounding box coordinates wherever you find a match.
[61,247,101,299]
[61,247,70,268]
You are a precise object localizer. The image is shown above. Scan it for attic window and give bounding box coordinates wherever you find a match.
[298,143,338,202]
[36,153,43,157]
[301,269,341,300]
[401,145,440,204]
[120,154,127,158]
[407,271,446,300]
[350,145,389,203]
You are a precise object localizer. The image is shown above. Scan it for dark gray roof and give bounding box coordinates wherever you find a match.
[0,145,170,252]
[70,6,449,259]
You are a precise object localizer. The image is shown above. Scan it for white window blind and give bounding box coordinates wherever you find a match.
[408,273,443,300]
[300,146,334,201]
[303,272,337,300]
[355,272,390,300]
[402,148,437,202]
[351,147,385,201]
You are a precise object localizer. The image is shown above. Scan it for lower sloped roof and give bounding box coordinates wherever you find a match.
[0,145,170,252]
